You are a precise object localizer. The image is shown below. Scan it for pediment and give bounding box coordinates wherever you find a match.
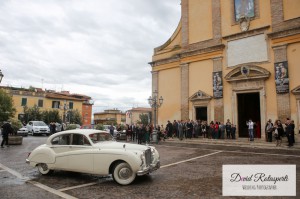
[292,85,300,95]
[225,65,270,82]
[189,90,212,101]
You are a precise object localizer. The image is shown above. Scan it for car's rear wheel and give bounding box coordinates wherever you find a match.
[37,163,53,175]
[112,162,136,185]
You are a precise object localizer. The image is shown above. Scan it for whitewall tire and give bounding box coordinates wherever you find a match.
[37,163,53,175]
[112,162,136,185]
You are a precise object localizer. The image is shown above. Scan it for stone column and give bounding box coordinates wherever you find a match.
[273,45,291,121]
[151,71,159,126]
[212,0,221,40]
[180,63,189,120]
[270,0,283,26]
[213,57,224,123]
[181,0,189,48]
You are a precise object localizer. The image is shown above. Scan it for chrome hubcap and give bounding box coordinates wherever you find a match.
[40,164,48,171]
[119,167,131,179]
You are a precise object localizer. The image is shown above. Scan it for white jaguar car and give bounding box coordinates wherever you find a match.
[26,129,160,185]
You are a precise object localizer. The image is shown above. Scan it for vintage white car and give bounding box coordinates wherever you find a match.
[26,129,160,185]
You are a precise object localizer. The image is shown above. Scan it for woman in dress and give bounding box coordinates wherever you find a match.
[274,120,283,146]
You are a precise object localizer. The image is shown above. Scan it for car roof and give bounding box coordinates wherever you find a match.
[30,121,47,125]
[46,129,107,143]
[46,129,108,145]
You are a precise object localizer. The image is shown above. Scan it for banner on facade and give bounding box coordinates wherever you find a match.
[213,71,223,98]
[274,61,289,94]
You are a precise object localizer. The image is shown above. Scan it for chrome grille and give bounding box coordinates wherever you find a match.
[145,148,151,166]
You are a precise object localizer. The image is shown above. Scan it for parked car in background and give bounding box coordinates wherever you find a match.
[17,126,28,136]
[26,121,50,136]
[116,130,127,140]
[26,129,160,185]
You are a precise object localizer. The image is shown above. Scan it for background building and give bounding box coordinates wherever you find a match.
[94,109,126,125]
[150,0,300,139]
[1,86,93,125]
[125,107,152,125]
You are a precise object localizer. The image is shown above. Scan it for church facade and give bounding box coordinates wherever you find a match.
[150,0,300,139]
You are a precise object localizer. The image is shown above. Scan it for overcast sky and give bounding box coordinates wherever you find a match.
[0,0,181,113]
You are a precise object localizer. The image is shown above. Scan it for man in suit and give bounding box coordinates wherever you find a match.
[1,121,13,148]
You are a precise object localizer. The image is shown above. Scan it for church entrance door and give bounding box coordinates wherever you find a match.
[196,107,207,121]
[237,92,261,138]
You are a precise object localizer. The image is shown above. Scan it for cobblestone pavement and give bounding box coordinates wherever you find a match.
[0,136,299,199]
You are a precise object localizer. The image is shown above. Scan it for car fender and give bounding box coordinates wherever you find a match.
[93,149,142,175]
[28,145,55,166]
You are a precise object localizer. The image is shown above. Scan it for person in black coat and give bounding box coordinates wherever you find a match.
[186,120,193,139]
[231,124,236,139]
[225,119,232,139]
[291,120,295,144]
[50,122,56,135]
[285,119,293,147]
[1,122,13,148]
[166,121,173,138]
[137,124,145,144]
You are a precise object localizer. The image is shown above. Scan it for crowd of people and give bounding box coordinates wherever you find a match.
[1,117,297,148]
[264,118,296,147]
[123,117,297,148]
[157,119,237,141]
[114,124,153,144]
[122,119,237,144]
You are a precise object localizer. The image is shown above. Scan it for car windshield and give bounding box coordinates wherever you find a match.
[89,132,113,143]
[33,121,47,126]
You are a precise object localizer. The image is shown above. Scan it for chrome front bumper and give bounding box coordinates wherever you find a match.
[137,161,160,176]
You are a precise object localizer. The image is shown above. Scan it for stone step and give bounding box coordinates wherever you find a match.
[163,137,300,149]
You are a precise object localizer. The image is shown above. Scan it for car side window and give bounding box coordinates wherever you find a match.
[51,134,71,145]
[72,134,90,146]
[83,136,90,145]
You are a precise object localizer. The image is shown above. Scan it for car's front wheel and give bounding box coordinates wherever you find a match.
[112,162,136,185]
[37,163,53,175]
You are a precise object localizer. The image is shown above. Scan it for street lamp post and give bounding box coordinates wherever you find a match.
[60,100,69,124]
[0,69,4,83]
[148,90,163,144]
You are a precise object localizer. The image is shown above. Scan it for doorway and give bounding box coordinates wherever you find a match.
[196,107,207,121]
[237,92,261,138]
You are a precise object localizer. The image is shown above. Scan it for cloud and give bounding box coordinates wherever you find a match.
[0,0,181,113]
